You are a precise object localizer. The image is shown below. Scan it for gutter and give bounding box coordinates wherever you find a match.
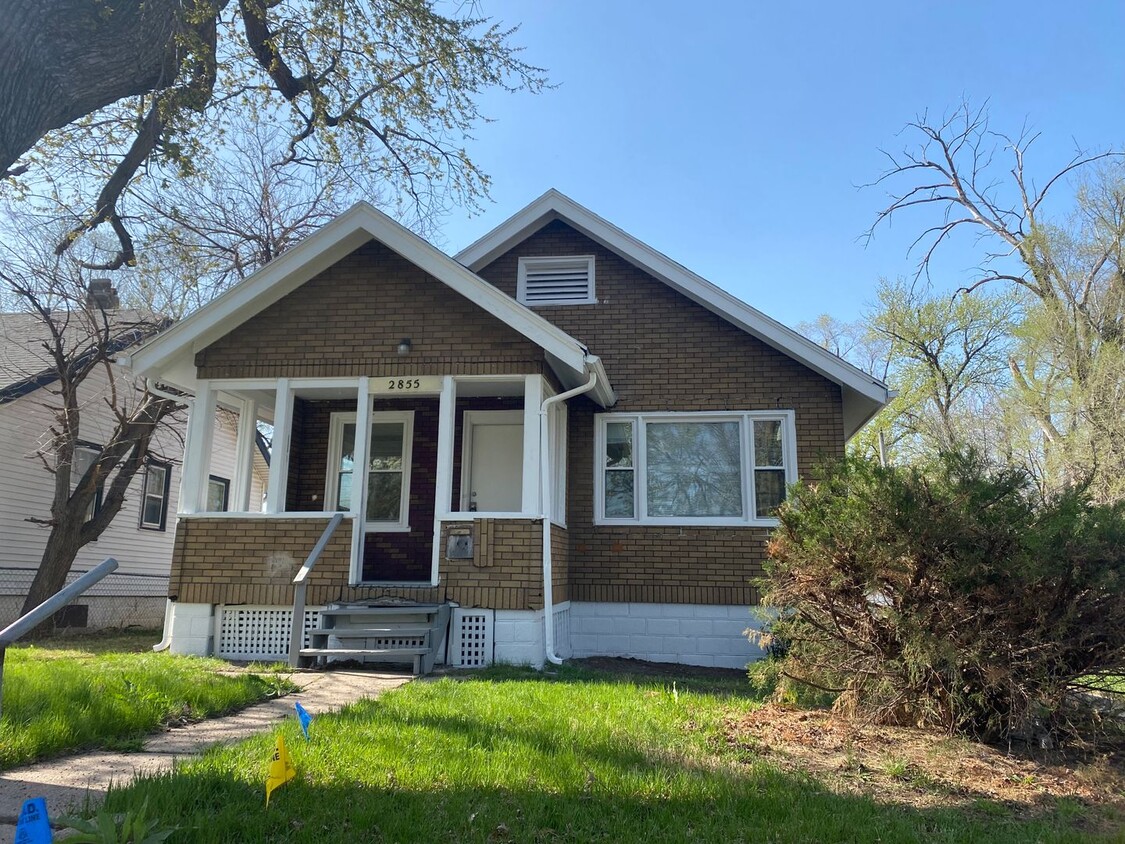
[539,366,599,666]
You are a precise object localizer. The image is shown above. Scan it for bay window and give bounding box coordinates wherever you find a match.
[595,412,796,526]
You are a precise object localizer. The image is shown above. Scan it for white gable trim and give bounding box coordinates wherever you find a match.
[456,190,889,436]
[126,202,614,407]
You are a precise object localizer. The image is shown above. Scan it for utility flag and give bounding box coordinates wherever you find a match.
[15,796,53,844]
[294,701,312,740]
[265,734,296,806]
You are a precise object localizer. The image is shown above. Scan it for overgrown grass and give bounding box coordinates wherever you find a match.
[99,665,1119,843]
[0,631,294,769]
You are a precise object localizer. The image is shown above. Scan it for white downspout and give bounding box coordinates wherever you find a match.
[146,380,193,652]
[540,368,598,666]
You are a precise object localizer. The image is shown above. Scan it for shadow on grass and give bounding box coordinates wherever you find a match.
[102,753,1111,844]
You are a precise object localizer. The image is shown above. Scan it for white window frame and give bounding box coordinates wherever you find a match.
[593,411,797,527]
[516,255,596,306]
[139,460,171,530]
[326,410,414,532]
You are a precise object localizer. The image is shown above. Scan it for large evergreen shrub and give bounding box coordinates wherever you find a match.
[759,451,1125,742]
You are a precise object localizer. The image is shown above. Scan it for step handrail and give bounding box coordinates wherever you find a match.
[0,557,119,718]
[288,513,345,667]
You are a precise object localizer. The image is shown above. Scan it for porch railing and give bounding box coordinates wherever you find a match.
[287,513,345,667]
[0,557,119,718]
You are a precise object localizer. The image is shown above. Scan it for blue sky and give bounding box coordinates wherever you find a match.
[439,1,1125,329]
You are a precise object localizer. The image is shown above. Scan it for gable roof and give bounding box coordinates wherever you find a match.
[1,310,163,405]
[125,202,615,407]
[456,189,890,438]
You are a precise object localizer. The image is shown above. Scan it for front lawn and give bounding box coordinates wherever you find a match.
[100,664,1122,843]
[0,631,293,769]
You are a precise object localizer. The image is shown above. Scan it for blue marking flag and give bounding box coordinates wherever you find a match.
[15,796,53,844]
[294,700,312,740]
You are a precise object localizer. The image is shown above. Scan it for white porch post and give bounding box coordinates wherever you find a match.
[232,397,258,512]
[522,374,544,515]
[180,380,215,514]
[431,376,457,585]
[347,377,371,585]
[265,378,293,514]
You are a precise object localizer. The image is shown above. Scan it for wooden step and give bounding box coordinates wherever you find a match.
[320,604,443,617]
[299,646,428,675]
[307,626,432,637]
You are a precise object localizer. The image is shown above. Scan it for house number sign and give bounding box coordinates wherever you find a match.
[371,375,442,394]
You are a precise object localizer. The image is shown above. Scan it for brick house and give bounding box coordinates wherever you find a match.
[125,191,888,670]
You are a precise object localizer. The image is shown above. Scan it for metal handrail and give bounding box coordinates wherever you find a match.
[288,514,345,667]
[0,557,119,718]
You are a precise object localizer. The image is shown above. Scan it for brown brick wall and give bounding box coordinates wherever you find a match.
[195,239,548,380]
[170,517,547,611]
[476,221,847,606]
[550,523,569,604]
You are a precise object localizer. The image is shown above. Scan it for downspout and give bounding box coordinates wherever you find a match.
[540,368,598,666]
[146,379,194,652]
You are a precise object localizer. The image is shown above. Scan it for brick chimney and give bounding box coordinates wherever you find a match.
[86,278,120,310]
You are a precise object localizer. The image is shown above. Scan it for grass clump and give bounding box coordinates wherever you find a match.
[0,632,294,769]
[99,665,1116,843]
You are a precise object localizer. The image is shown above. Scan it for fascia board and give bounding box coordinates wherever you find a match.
[129,201,591,378]
[456,190,890,407]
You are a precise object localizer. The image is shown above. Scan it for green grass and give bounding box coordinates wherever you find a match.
[0,631,294,769]
[97,664,1119,843]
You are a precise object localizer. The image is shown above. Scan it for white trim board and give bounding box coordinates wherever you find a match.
[456,189,889,438]
[123,201,615,407]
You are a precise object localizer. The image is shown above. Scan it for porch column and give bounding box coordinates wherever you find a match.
[347,377,371,585]
[180,380,216,514]
[264,378,293,514]
[522,374,544,515]
[232,397,258,512]
[431,376,457,584]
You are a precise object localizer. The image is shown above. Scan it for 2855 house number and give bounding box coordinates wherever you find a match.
[386,378,422,390]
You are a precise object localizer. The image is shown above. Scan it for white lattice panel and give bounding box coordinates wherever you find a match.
[450,608,493,667]
[553,604,572,659]
[217,605,322,661]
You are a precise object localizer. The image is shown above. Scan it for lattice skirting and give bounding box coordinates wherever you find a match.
[449,608,494,667]
[553,603,572,659]
[216,605,323,661]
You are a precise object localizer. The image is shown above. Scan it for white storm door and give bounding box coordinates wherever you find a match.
[462,410,523,512]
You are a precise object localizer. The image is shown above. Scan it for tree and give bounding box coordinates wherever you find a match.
[0,226,182,618]
[2,0,547,269]
[868,102,1125,500]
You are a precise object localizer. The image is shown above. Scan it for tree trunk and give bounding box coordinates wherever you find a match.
[0,0,186,174]
[19,517,84,633]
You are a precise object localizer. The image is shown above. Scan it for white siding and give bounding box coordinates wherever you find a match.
[0,365,246,582]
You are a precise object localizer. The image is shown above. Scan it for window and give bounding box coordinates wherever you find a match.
[326,411,414,531]
[71,443,104,523]
[207,476,230,512]
[139,460,171,530]
[594,412,796,526]
[517,256,595,305]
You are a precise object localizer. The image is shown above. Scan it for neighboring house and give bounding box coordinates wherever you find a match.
[0,300,268,629]
[126,190,889,669]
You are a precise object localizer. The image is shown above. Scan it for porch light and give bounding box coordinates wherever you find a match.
[396,338,412,356]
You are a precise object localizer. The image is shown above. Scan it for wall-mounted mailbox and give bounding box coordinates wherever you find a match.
[446,532,473,560]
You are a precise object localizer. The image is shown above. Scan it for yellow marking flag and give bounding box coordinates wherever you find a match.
[265,734,296,806]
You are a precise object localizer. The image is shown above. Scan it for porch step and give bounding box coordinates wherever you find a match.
[306,626,432,637]
[296,601,453,675]
[298,647,430,675]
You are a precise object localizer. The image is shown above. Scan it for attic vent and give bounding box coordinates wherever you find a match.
[517,256,595,306]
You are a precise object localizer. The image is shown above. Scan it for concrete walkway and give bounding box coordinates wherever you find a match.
[0,669,410,836]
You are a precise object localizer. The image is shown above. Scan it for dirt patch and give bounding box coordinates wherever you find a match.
[725,704,1125,823]
[572,656,746,682]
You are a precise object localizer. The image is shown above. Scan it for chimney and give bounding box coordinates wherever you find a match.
[86,278,120,311]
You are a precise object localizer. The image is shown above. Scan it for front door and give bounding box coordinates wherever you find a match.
[462,410,523,512]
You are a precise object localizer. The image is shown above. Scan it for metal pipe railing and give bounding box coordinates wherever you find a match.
[0,557,119,718]
[288,514,345,668]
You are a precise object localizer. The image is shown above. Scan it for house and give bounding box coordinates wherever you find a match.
[0,295,268,629]
[125,190,889,669]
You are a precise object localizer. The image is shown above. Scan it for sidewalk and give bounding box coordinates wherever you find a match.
[0,669,410,837]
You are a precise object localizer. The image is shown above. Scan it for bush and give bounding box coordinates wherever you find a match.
[757,451,1125,743]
